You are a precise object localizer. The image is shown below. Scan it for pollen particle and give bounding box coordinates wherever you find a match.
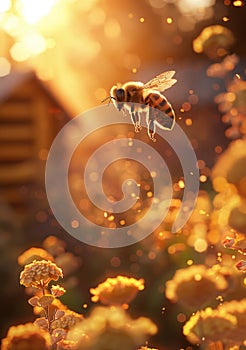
[233,0,244,6]
[185,118,192,126]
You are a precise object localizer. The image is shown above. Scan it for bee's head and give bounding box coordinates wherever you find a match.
[115,88,125,102]
[110,85,125,110]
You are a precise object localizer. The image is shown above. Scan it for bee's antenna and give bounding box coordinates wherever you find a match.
[101,96,116,104]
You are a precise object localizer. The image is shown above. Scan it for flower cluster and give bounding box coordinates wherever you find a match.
[20,260,63,289]
[207,54,239,79]
[215,77,246,139]
[18,247,54,266]
[211,139,246,237]
[42,236,66,257]
[193,25,235,60]
[1,323,51,350]
[183,299,246,348]
[1,241,158,350]
[18,236,82,293]
[90,275,145,306]
[67,306,157,350]
[16,251,80,348]
[165,264,228,309]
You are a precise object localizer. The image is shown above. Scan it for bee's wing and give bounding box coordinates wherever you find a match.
[142,71,177,92]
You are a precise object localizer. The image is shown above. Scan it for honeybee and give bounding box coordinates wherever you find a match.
[103,71,177,141]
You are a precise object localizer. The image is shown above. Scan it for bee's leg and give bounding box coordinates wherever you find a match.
[122,107,127,117]
[147,121,156,142]
[147,109,156,142]
[130,106,142,132]
[134,112,142,132]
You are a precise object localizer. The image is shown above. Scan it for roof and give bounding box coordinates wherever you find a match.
[0,70,35,102]
[0,70,72,117]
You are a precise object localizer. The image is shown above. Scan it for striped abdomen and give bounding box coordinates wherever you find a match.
[145,92,175,130]
[145,92,174,117]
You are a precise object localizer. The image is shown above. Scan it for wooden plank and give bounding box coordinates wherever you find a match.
[0,144,34,160]
[0,125,34,141]
[0,187,28,204]
[0,102,31,121]
[0,162,36,183]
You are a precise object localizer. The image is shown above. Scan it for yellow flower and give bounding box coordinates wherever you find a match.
[165,265,228,309]
[183,307,237,345]
[20,260,63,288]
[219,299,246,344]
[1,323,51,350]
[184,299,246,348]
[193,25,235,60]
[18,247,54,266]
[212,139,246,197]
[52,310,84,330]
[211,139,246,234]
[207,54,239,78]
[90,275,144,306]
[42,235,66,256]
[215,77,246,139]
[67,306,157,350]
[51,284,66,297]
[55,252,81,276]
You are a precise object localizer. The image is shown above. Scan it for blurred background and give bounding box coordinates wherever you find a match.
[0,0,246,349]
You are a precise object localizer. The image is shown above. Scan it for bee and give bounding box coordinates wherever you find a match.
[103,71,177,141]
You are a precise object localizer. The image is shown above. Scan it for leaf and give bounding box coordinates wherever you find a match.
[55,309,65,319]
[52,328,66,344]
[34,317,49,330]
[38,295,55,307]
[28,296,40,307]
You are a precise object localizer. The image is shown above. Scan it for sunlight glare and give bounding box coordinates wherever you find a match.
[10,42,30,61]
[22,33,47,55]
[0,0,11,13]
[15,0,58,24]
[178,0,215,14]
[0,57,11,77]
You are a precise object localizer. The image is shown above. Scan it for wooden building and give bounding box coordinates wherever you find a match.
[0,71,71,221]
